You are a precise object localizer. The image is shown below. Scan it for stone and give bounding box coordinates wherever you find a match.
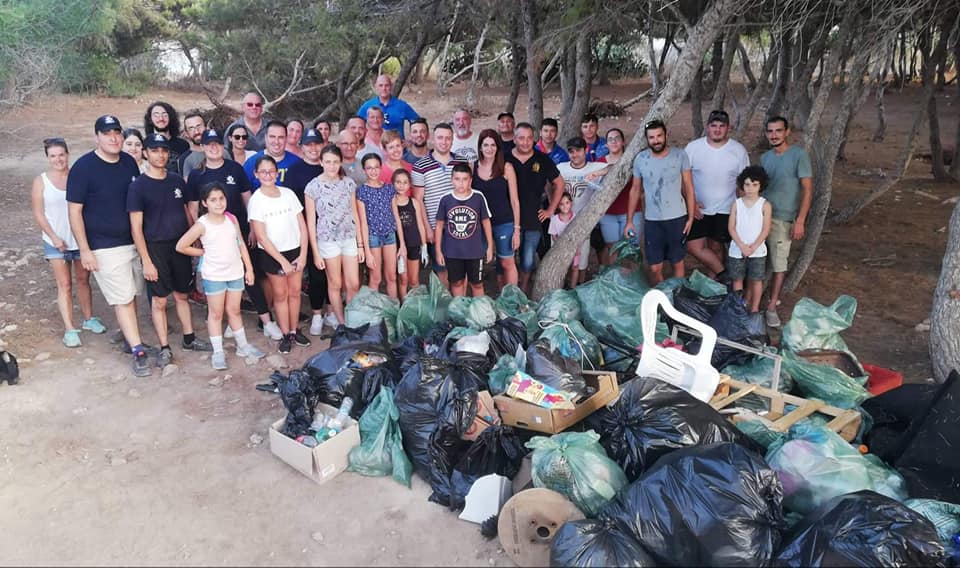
[249,433,264,447]
[112,373,127,383]
[162,364,180,377]
[245,356,259,366]
[311,531,324,543]
[222,374,233,383]
[128,388,141,398]
[34,352,50,361]
[83,358,95,366]
[266,355,288,369]
[109,455,127,466]
[208,376,224,388]
[915,322,931,332]
[3,324,17,333]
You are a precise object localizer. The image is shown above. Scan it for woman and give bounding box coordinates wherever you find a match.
[379,130,412,184]
[285,118,304,158]
[304,145,367,325]
[226,124,257,164]
[473,129,520,286]
[30,138,106,347]
[597,127,638,264]
[122,128,147,172]
[312,119,333,143]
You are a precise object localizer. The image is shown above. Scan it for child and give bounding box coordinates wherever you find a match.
[727,166,773,313]
[176,183,265,369]
[434,163,494,297]
[357,153,399,298]
[391,169,426,300]
[246,155,311,353]
[547,192,581,289]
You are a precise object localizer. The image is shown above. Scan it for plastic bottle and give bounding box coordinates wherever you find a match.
[327,396,354,434]
[398,253,406,274]
[310,413,329,432]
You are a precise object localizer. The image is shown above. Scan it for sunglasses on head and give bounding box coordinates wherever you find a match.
[43,137,66,145]
[644,120,665,130]
[232,134,249,140]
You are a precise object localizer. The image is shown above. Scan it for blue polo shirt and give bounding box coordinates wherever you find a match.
[243,151,301,189]
[357,96,420,138]
[66,151,141,250]
[586,137,609,162]
[535,141,570,165]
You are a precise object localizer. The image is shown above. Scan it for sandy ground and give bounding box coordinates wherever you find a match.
[0,80,957,565]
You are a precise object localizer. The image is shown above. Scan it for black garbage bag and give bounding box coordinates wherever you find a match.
[673,285,724,323]
[276,369,321,438]
[527,341,588,397]
[303,343,398,419]
[427,424,473,507]
[707,294,768,368]
[601,442,785,567]
[487,317,528,361]
[424,320,456,350]
[454,351,494,387]
[392,336,425,376]
[586,377,757,481]
[774,490,945,567]
[330,320,390,348]
[446,425,526,510]
[550,518,657,568]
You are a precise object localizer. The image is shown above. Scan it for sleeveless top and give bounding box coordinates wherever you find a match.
[472,163,513,225]
[396,199,420,250]
[41,173,77,249]
[729,197,768,259]
[199,214,245,281]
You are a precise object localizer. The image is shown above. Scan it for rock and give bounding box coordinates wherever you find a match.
[915,322,931,332]
[34,352,51,362]
[83,358,95,366]
[311,531,324,543]
[128,388,142,398]
[109,455,127,466]
[2,324,17,333]
[112,373,127,383]
[162,364,180,377]
[249,433,264,447]
[208,376,224,388]
[245,356,259,366]
[222,374,233,383]
[266,354,288,369]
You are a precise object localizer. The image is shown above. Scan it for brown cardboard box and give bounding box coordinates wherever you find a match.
[269,403,360,484]
[494,371,619,434]
[462,390,500,441]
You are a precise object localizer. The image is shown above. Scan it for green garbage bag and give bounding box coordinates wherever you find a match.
[488,346,526,395]
[782,294,865,373]
[737,420,787,450]
[448,295,498,330]
[905,499,960,544]
[607,238,643,265]
[345,286,401,342]
[633,295,672,344]
[723,352,794,393]
[687,269,727,297]
[444,326,476,345]
[539,321,602,369]
[781,349,869,409]
[347,387,413,487]
[655,277,687,299]
[536,289,581,324]
[575,266,649,347]
[396,273,452,338]
[527,430,628,517]
[495,285,539,338]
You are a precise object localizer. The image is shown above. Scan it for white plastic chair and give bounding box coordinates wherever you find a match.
[635,289,720,402]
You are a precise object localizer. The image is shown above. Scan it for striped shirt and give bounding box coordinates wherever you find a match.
[411,151,467,229]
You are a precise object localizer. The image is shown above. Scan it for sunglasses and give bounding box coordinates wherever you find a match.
[644,120,665,130]
[43,137,66,145]
[245,102,263,108]
[232,134,249,140]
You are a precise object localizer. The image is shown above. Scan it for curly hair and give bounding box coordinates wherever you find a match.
[144,101,181,139]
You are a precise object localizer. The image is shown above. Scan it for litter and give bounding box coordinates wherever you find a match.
[550,518,656,567]
[498,488,586,568]
[458,473,512,524]
[346,386,412,487]
[448,295,498,330]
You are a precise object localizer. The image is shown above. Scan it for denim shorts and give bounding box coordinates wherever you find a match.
[726,255,767,282]
[490,223,516,259]
[518,229,542,273]
[201,277,245,295]
[599,213,642,244]
[368,232,397,248]
[43,241,81,262]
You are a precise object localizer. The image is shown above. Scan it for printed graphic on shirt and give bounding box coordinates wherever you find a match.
[446,204,480,239]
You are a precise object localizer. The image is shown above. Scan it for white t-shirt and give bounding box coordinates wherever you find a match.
[451,133,480,162]
[246,186,303,252]
[684,137,750,215]
[557,161,607,215]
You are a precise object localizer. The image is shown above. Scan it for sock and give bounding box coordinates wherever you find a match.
[210,335,224,354]
[183,332,196,345]
[233,328,248,349]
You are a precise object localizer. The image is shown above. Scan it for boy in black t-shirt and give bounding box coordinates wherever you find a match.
[128,133,212,368]
[434,163,494,297]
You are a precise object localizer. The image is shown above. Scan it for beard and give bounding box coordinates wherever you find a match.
[455,127,470,137]
[650,142,666,153]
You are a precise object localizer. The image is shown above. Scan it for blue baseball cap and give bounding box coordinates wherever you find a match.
[94,115,123,134]
[301,128,323,144]
[144,133,170,149]
[201,128,222,145]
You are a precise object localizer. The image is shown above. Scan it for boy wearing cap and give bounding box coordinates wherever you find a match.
[556,137,607,284]
[68,115,152,377]
[129,133,212,369]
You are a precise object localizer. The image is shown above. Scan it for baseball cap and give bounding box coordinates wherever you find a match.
[707,110,730,124]
[201,128,222,144]
[144,133,170,149]
[565,136,587,150]
[94,115,123,134]
[301,128,323,144]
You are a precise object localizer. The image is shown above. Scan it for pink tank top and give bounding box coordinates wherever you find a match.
[199,215,245,281]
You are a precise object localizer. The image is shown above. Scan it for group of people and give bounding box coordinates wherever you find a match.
[32,73,812,377]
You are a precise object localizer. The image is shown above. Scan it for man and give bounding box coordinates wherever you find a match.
[179,110,207,180]
[144,101,190,177]
[346,116,382,160]
[356,74,421,137]
[625,120,695,284]
[224,92,269,152]
[760,115,813,328]
[580,113,608,162]
[336,130,368,186]
[507,122,565,293]
[451,108,479,161]
[557,137,607,285]
[684,109,750,281]
[535,118,569,164]
[411,123,467,285]
[128,133,212,368]
[243,120,301,189]
[363,107,387,155]
[403,118,430,165]
[497,112,516,153]
[284,128,335,336]
[67,115,151,377]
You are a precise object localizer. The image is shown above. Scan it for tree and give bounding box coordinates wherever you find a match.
[931,201,960,382]
[519,0,544,128]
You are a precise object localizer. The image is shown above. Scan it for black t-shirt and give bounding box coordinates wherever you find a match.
[284,160,324,207]
[186,161,253,235]
[501,139,516,154]
[506,150,560,230]
[165,137,191,177]
[66,151,141,250]
[126,172,190,242]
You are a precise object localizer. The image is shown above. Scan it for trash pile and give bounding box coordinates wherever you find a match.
[261,253,959,567]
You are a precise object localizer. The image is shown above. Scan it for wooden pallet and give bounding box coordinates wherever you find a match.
[710,375,862,442]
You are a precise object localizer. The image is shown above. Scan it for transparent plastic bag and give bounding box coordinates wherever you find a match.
[687,269,727,297]
[538,321,601,369]
[448,295,498,330]
[782,295,859,355]
[781,349,869,409]
[575,266,649,347]
[344,287,400,343]
[905,498,960,544]
[396,273,452,338]
[495,284,539,337]
[488,346,526,396]
[348,386,413,487]
[536,289,581,324]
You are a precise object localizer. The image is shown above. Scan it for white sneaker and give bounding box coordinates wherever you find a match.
[237,343,265,359]
[262,321,283,341]
[224,327,235,339]
[323,312,340,329]
[309,315,324,336]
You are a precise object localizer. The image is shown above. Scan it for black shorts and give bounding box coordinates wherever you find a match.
[446,258,484,285]
[644,216,687,265]
[248,244,267,278]
[147,240,194,297]
[688,213,730,242]
[257,247,301,276]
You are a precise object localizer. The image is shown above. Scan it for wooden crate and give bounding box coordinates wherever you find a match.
[710,375,862,442]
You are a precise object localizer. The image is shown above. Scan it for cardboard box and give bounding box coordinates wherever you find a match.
[494,371,620,434]
[269,403,360,484]
[462,390,501,441]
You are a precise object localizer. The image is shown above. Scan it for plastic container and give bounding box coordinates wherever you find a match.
[863,363,903,395]
[398,254,406,275]
[328,397,354,433]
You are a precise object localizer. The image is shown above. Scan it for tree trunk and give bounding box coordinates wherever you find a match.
[922,24,951,181]
[785,26,829,129]
[559,32,593,141]
[802,6,859,150]
[690,64,705,137]
[837,77,874,161]
[465,17,493,109]
[559,45,575,119]
[735,45,779,138]
[434,0,461,97]
[873,73,888,142]
[505,18,524,114]
[658,25,676,76]
[738,42,757,89]
[597,39,613,86]
[931,201,960,383]
[393,0,441,97]
[711,29,739,111]
[767,29,792,117]
[520,0,544,128]
[709,37,724,89]
[898,31,907,88]
[532,0,743,299]
[647,33,661,94]
[336,44,360,124]
[952,35,960,178]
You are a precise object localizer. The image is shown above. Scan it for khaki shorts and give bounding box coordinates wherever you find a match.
[92,245,144,305]
[766,219,793,273]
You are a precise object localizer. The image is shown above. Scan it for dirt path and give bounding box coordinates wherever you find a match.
[0,82,957,565]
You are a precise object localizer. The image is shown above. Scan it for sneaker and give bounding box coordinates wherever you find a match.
[182,337,213,352]
[293,329,311,347]
[211,351,228,370]
[309,315,324,336]
[188,290,207,305]
[323,312,339,329]
[81,317,106,334]
[224,327,235,339]
[62,329,82,348]
[132,351,152,377]
[263,321,283,341]
[765,310,782,328]
[157,346,174,368]
[277,335,292,354]
[237,343,265,360]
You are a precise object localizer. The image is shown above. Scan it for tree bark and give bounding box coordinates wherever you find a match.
[647,32,661,94]
[767,29,792,117]
[735,44,779,138]
[505,17,524,114]
[597,39,613,86]
[464,16,493,108]
[952,34,960,178]
[837,77,874,161]
[336,43,360,124]
[922,24,951,181]
[802,5,859,150]
[738,42,757,89]
[520,0,544,129]
[931,201,960,383]
[873,73,888,142]
[711,29,739,111]
[898,31,907,88]
[658,25,676,76]
[393,0,441,97]
[785,26,829,129]
[690,64,705,137]
[532,0,744,299]
[709,37,724,89]
[559,45,575,119]
[559,32,593,141]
